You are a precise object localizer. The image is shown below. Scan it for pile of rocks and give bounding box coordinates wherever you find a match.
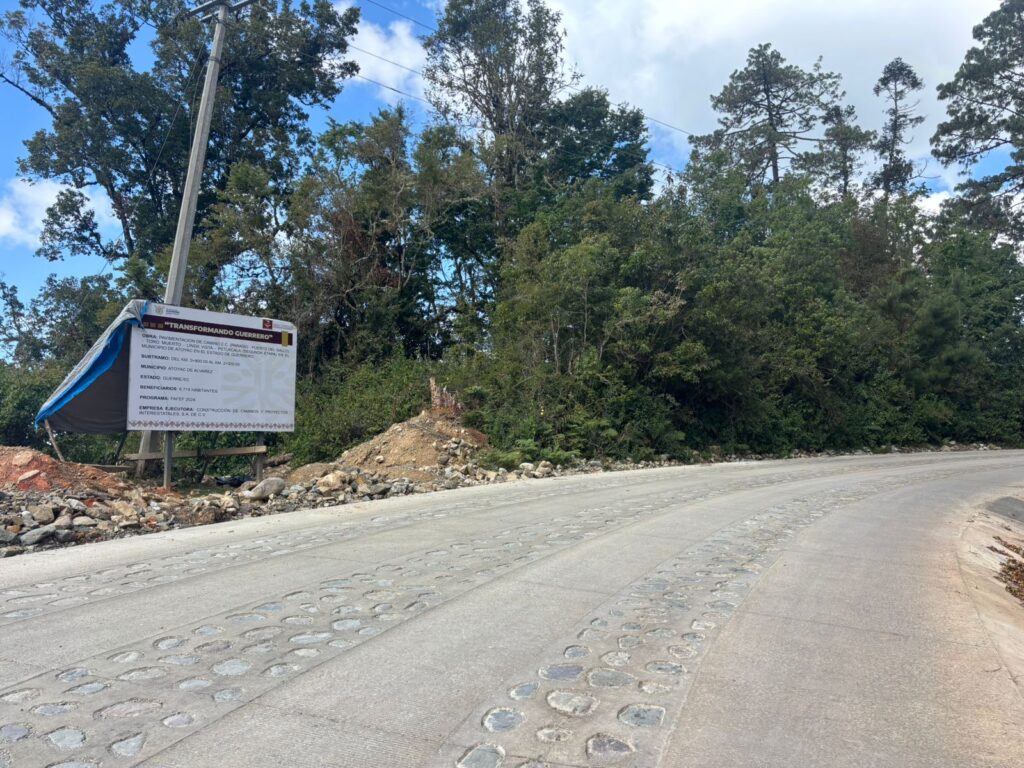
[0,486,178,557]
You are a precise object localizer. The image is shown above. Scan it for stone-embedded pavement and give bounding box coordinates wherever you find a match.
[0,453,1022,767]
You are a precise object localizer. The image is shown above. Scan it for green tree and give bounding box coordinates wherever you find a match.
[872,58,925,198]
[795,104,875,198]
[423,0,576,191]
[535,87,653,201]
[0,0,358,296]
[933,0,1024,232]
[695,43,842,187]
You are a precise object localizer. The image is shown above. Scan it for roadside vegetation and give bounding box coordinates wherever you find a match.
[3,0,1024,465]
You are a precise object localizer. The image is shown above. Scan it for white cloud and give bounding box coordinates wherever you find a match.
[340,1,428,105]
[545,0,1002,186]
[917,189,952,217]
[0,178,116,250]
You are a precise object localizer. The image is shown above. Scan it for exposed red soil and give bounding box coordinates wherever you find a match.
[0,447,127,494]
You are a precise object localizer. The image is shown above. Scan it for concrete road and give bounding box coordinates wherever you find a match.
[0,452,1023,768]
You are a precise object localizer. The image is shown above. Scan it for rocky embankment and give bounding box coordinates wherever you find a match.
[0,425,624,558]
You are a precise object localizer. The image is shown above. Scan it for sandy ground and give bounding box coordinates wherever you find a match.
[958,495,1024,694]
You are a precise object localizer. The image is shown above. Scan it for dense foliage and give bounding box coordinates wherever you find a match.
[2,0,1024,464]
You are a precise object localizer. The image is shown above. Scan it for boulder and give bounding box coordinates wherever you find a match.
[28,504,55,525]
[20,524,55,546]
[316,471,349,493]
[246,477,287,501]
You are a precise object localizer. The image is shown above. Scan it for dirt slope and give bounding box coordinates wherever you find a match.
[339,411,488,481]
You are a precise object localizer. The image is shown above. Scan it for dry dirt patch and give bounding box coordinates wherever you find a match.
[0,446,126,495]
[959,498,1024,692]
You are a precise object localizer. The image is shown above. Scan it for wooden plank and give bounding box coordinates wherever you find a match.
[201,445,268,458]
[124,450,200,461]
[85,464,130,474]
[124,446,267,461]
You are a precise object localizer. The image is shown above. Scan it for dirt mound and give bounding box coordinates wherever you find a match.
[0,447,126,494]
[340,411,488,481]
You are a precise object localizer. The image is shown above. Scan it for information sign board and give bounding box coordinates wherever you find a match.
[127,304,297,431]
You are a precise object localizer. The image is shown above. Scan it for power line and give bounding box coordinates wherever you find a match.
[348,44,424,78]
[353,0,696,141]
[356,0,436,32]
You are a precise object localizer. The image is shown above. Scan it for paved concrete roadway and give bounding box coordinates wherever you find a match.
[1,452,1023,768]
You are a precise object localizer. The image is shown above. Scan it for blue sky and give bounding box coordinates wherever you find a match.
[0,0,1006,303]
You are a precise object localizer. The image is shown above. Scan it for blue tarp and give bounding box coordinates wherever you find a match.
[35,300,147,434]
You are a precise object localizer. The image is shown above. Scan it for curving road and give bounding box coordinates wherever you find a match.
[0,452,1023,767]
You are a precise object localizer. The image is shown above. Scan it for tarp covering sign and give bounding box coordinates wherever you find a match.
[35,299,148,434]
[36,302,297,435]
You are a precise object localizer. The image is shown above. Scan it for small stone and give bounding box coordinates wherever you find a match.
[96,699,162,719]
[588,668,636,688]
[162,712,195,728]
[586,733,634,762]
[32,702,76,716]
[46,726,86,750]
[638,680,672,694]
[0,723,30,743]
[67,682,107,696]
[110,732,146,757]
[118,667,166,681]
[212,659,251,676]
[546,690,598,717]
[457,744,504,768]
[536,725,571,742]
[645,661,684,675]
[315,471,348,492]
[28,505,54,525]
[482,707,525,732]
[508,682,538,700]
[245,477,286,501]
[538,663,584,681]
[64,498,88,513]
[178,679,212,691]
[618,703,666,727]
[72,516,97,527]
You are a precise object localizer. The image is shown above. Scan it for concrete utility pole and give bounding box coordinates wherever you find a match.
[164,0,231,306]
[138,0,256,479]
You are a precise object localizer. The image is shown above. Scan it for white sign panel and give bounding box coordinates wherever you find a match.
[127,304,297,432]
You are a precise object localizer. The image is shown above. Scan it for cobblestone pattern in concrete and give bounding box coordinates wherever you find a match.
[0,461,970,768]
[443,471,957,768]
[0,468,845,767]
